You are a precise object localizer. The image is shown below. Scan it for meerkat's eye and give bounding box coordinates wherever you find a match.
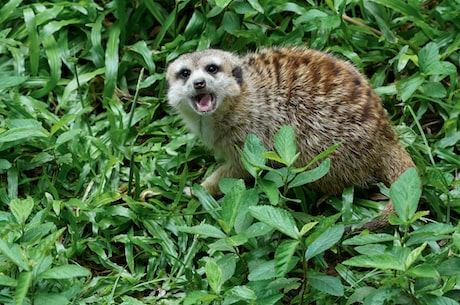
[178,68,191,79]
[206,64,219,74]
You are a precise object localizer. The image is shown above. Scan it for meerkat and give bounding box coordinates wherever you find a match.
[166,47,416,230]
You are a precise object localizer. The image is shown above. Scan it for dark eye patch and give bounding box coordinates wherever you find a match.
[178,68,191,79]
[206,64,219,74]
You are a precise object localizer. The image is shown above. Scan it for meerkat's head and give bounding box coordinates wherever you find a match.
[166,49,243,115]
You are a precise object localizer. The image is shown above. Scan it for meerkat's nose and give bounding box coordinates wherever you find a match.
[193,79,206,89]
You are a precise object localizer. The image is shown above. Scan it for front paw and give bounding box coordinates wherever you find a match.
[201,177,221,197]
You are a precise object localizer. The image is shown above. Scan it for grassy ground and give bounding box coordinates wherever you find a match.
[0,0,459,304]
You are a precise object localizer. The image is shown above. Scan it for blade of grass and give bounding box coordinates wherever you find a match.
[34,34,61,97]
[103,23,121,102]
[0,0,23,26]
[23,8,39,76]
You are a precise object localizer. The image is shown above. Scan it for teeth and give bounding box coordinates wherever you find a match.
[194,93,215,113]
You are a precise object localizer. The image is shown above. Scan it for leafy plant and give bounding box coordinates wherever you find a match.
[180,126,346,304]
[0,197,90,305]
[0,0,459,304]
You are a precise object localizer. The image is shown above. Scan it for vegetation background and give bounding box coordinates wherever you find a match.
[0,0,459,304]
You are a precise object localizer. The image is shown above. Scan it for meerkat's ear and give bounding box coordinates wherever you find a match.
[232,66,243,85]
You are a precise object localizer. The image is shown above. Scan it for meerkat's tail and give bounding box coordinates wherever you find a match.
[347,144,416,233]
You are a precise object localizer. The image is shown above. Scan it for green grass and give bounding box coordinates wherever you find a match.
[0,0,459,304]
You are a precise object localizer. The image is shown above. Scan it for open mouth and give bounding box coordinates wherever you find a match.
[192,93,216,113]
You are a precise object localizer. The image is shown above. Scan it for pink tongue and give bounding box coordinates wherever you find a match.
[197,94,214,112]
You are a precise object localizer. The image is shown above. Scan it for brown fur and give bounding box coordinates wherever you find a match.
[166,47,415,230]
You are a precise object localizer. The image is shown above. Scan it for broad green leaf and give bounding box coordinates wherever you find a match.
[395,125,417,147]
[216,254,237,284]
[421,82,447,98]
[272,2,308,15]
[439,61,458,76]
[14,271,32,305]
[309,274,344,296]
[91,191,121,206]
[0,127,48,144]
[418,42,441,75]
[293,8,328,25]
[417,43,456,77]
[209,235,246,253]
[396,73,424,102]
[405,242,427,269]
[342,233,395,246]
[274,125,298,166]
[305,225,344,260]
[437,258,460,276]
[34,293,69,305]
[206,260,222,295]
[221,179,245,234]
[28,227,65,263]
[248,260,275,281]
[249,205,300,239]
[247,0,264,13]
[406,263,439,279]
[343,253,405,271]
[234,188,259,234]
[55,129,82,146]
[389,167,421,223]
[0,159,12,170]
[222,11,241,34]
[363,287,400,305]
[346,286,376,305]
[178,224,226,239]
[437,131,460,148]
[38,265,90,279]
[422,296,459,305]
[300,222,318,237]
[0,274,16,287]
[241,133,268,177]
[275,240,299,277]
[224,286,257,302]
[0,76,28,90]
[125,41,156,72]
[257,178,279,205]
[262,151,285,165]
[184,291,219,305]
[341,186,354,222]
[50,114,76,135]
[245,222,274,238]
[354,244,387,256]
[10,197,34,225]
[215,0,232,8]
[288,158,330,188]
[0,119,49,148]
[220,234,248,247]
[7,167,18,201]
[185,11,206,37]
